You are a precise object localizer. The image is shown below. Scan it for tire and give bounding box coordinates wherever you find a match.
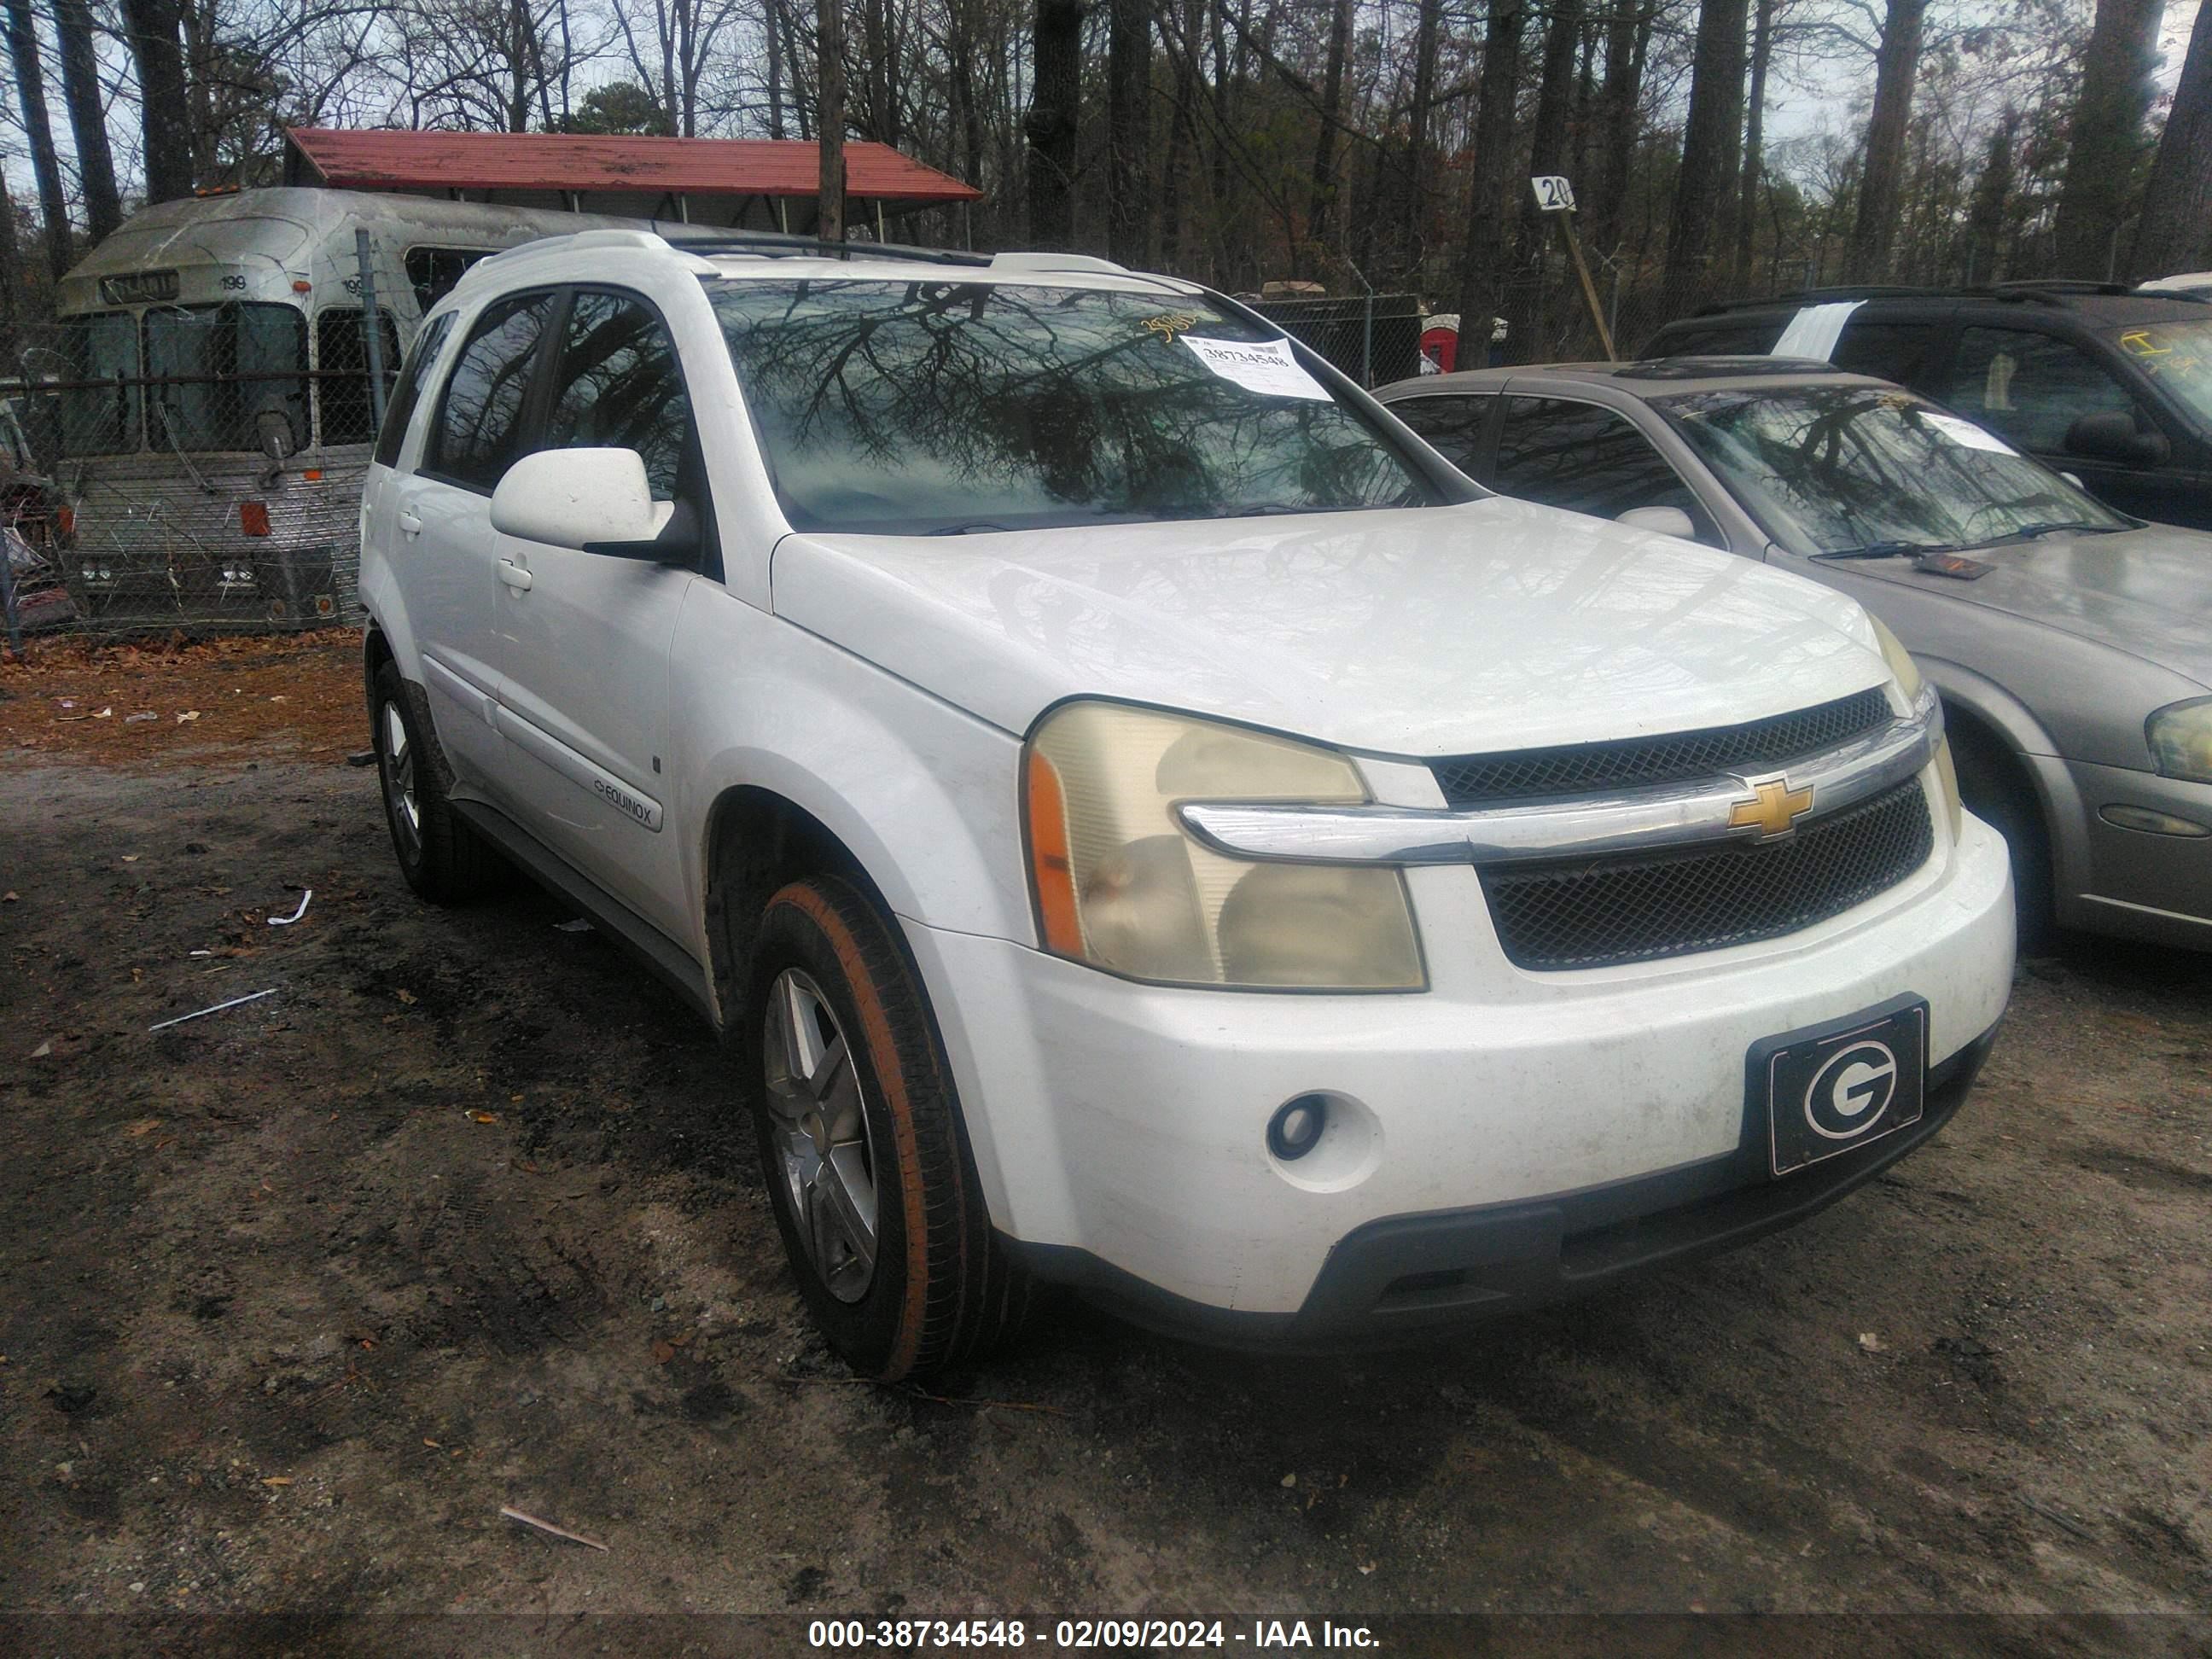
[1950,729,2055,953]
[370,658,506,905]
[742,874,1028,1379]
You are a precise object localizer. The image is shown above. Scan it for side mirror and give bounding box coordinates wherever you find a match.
[2066,410,2171,467]
[491,447,690,560]
[256,407,295,463]
[1616,504,1697,540]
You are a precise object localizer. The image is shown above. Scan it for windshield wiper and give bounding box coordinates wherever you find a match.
[924,522,1015,536]
[1813,540,1962,562]
[1978,521,2124,544]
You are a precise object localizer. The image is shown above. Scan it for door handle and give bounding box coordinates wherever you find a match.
[397,509,423,538]
[497,559,533,591]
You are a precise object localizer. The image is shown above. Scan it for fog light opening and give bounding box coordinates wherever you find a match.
[1268,1094,1330,1161]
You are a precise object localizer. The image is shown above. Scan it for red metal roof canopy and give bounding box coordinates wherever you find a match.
[283,127,981,207]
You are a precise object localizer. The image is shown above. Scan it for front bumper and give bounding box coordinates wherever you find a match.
[905,808,2015,1320]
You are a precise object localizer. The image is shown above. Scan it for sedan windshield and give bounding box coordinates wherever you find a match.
[1656,385,2129,556]
[709,279,1435,533]
[2113,318,2212,431]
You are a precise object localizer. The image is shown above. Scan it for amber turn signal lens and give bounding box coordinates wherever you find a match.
[1023,748,1085,957]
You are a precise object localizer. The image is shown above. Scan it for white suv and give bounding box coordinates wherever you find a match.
[358,230,2015,1377]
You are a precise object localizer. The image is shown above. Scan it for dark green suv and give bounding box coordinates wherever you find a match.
[1643,282,2212,528]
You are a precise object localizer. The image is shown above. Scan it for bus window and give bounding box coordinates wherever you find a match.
[56,312,143,455]
[146,303,309,453]
[317,308,403,445]
[405,247,492,313]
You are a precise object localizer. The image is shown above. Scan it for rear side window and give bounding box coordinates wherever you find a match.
[1831,322,1940,385]
[538,292,695,500]
[374,311,455,469]
[1938,327,2142,452]
[317,308,404,445]
[429,292,558,491]
[1494,395,1718,542]
[1390,393,1489,474]
[406,247,493,313]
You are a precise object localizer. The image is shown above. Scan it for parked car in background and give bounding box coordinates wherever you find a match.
[358,231,2013,1377]
[1641,283,2212,528]
[1378,358,2212,951]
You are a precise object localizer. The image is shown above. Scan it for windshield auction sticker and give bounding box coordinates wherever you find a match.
[1919,410,2018,455]
[1182,335,1333,401]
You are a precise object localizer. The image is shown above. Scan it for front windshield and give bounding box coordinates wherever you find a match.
[1656,385,2128,556]
[2114,318,2212,430]
[709,279,1435,533]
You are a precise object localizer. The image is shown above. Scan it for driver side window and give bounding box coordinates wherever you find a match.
[537,292,696,501]
[1939,328,2142,453]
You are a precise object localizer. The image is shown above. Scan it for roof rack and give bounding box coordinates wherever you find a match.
[663,229,990,267]
[1690,284,1948,314]
[1690,277,2155,318]
[1986,278,2134,297]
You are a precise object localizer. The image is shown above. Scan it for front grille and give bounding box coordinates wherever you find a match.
[1483,780,1935,970]
[1433,686,1894,806]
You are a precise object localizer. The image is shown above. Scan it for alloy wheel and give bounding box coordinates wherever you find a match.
[761,968,879,1303]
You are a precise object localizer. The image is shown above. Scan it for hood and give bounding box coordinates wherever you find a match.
[771,498,1891,755]
[1854,522,2212,691]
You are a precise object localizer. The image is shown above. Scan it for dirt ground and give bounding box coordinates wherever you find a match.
[2,637,2209,1652]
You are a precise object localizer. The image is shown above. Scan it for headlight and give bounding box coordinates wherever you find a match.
[1023,701,1424,989]
[1868,614,1923,702]
[2149,697,2212,783]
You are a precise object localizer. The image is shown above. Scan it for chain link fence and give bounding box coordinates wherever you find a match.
[2,300,398,650]
[1247,294,1431,390]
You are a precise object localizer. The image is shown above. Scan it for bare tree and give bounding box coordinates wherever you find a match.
[1107,0,1152,263]
[3,0,73,278]
[1026,0,1084,247]
[1662,0,1748,310]
[2053,0,2163,278]
[1842,0,1926,282]
[819,0,846,238]
[55,0,123,242]
[2133,0,2212,276]
[123,0,198,201]
[1455,0,1526,362]
[1733,0,1777,291]
[610,0,752,136]
[1590,0,1650,260]
[1505,0,1583,359]
[1305,0,1351,255]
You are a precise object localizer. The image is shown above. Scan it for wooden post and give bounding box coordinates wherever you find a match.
[1557,212,1617,361]
[816,0,846,242]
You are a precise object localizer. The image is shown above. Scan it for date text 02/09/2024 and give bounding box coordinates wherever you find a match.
[806,1618,1382,1650]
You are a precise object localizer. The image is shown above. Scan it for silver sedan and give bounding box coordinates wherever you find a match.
[1376,358,2212,950]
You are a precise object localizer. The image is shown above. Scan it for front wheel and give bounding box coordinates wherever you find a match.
[743,875,1027,1379]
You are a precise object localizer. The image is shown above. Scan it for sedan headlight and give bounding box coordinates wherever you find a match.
[2149,697,2212,784]
[1023,701,1424,989]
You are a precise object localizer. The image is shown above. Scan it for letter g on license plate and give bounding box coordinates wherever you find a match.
[1753,997,1928,1176]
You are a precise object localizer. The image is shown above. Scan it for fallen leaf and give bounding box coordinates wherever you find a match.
[30,1040,50,1058]
[422,1438,441,1449]
[1857,1332,1888,1353]
[652,1341,676,1365]
[2,892,16,903]
[125,1119,162,1138]
[358,1337,376,1351]
[261,1476,292,1487]
[122,854,139,863]
[469,1110,499,1124]
[669,1332,691,1348]
[393,988,416,1005]
[94,707,111,719]
[176,710,201,724]
[1280,1472,1297,1488]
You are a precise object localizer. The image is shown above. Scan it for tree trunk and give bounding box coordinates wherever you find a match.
[1733,0,1775,292]
[3,0,73,280]
[1108,0,1153,264]
[1405,0,1443,262]
[1842,0,1926,282]
[1454,0,1526,364]
[1964,110,2019,286]
[2053,0,2163,278]
[1027,0,1085,248]
[769,0,787,137]
[55,0,121,243]
[1505,0,1584,361]
[1662,0,1748,312]
[2133,0,2212,276]
[818,0,847,240]
[1305,0,1352,258]
[1591,1,1650,259]
[0,168,20,332]
[123,0,195,202]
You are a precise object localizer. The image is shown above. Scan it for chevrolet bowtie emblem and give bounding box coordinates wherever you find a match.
[1729,774,1814,840]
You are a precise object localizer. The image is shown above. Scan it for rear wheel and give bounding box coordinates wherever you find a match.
[370,658,504,905]
[743,874,1028,1379]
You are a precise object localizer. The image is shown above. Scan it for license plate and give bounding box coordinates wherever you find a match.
[1755,998,1928,1176]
